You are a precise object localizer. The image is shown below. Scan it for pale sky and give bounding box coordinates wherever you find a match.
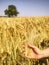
[0,0,49,16]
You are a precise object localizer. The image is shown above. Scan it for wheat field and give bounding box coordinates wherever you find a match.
[0,16,49,65]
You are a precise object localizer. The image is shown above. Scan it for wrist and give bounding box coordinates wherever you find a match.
[41,50,45,58]
[41,49,49,58]
[39,50,46,59]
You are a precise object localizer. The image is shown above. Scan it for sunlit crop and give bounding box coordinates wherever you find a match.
[0,16,49,65]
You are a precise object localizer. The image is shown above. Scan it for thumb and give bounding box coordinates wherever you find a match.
[28,44,40,54]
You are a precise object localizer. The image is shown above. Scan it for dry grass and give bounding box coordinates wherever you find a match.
[0,16,49,65]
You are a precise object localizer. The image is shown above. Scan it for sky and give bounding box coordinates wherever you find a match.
[0,0,49,16]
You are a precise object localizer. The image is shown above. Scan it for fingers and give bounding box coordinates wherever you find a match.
[26,55,38,60]
[26,55,32,59]
[28,44,40,54]
[28,44,35,49]
[28,44,37,49]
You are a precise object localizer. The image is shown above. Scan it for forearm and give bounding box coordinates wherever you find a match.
[41,48,49,58]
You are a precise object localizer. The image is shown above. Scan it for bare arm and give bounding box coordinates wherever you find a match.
[22,44,49,59]
[27,44,49,59]
[42,48,49,58]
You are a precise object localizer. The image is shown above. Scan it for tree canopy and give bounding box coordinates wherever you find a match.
[4,5,19,17]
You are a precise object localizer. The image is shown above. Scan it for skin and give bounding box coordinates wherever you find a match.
[22,44,49,60]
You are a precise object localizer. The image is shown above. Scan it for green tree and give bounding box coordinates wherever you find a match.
[4,5,19,17]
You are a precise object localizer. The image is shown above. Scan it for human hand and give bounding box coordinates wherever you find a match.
[22,44,43,60]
